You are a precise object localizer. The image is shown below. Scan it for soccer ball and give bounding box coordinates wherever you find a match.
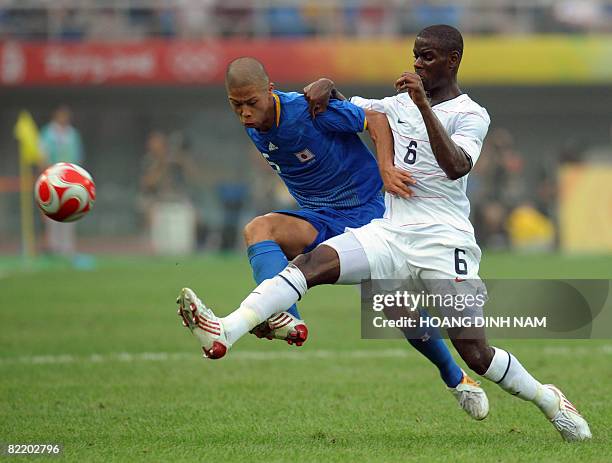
[34,162,96,222]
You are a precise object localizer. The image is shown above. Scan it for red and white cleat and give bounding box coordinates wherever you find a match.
[250,311,309,347]
[176,287,231,360]
[545,385,592,442]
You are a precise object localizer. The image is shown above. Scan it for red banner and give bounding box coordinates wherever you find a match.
[2,38,610,86]
[0,40,335,86]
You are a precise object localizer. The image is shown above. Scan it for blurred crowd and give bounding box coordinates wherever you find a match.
[1,0,611,41]
[468,128,557,252]
[138,129,292,253]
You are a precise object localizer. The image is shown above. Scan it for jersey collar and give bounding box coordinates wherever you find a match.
[272,92,281,128]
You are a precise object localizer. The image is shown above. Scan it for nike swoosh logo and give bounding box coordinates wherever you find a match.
[455,277,466,282]
[397,118,408,124]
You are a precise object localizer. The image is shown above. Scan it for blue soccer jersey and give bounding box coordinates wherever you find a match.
[246,91,383,210]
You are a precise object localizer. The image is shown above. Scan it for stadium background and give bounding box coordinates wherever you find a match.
[0,0,611,254]
[1,1,611,461]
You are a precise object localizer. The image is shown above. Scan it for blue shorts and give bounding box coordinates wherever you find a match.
[274,194,385,253]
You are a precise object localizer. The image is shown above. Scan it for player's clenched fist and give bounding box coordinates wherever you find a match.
[395,72,429,109]
[303,78,334,118]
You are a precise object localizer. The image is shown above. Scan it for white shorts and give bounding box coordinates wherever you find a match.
[323,219,487,319]
[345,219,482,280]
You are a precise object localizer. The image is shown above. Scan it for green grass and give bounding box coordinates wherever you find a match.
[1,252,611,462]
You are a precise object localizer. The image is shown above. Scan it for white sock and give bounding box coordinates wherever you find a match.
[483,347,559,418]
[222,265,308,345]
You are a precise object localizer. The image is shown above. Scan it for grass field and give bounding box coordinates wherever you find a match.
[1,252,611,462]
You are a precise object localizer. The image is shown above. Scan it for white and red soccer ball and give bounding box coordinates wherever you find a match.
[34,162,96,222]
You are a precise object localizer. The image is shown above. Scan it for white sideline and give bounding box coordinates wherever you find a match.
[1,345,611,366]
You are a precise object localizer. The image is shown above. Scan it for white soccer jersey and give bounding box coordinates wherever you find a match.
[351,93,490,235]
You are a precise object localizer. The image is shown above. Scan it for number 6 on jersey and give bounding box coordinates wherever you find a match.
[403,140,417,165]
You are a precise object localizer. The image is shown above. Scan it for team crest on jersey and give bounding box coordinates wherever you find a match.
[268,142,278,151]
[294,149,315,163]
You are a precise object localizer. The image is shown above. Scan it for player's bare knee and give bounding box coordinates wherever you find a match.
[243,215,275,245]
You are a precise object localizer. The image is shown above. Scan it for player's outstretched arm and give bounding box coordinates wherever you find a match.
[364,109,415,198]
[396,72,471,180]
[303,78,347,118]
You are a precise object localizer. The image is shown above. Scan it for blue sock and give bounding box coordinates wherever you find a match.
[247,240,301,319]
[403,309,463,388]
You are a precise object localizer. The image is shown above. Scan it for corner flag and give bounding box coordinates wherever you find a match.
[14,110,43,166]
[14,110,42,260]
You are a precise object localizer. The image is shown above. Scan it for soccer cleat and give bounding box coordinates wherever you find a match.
[176,287,231,360]
[449,370,489,420]
[249,311,309,347]
[545,385,592,442]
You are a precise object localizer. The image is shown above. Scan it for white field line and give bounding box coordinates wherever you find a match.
[1,345,611,366]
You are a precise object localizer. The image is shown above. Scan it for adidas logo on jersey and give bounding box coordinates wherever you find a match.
[268,142,278,151]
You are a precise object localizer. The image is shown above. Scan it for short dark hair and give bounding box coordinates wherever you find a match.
[417,24,463,58]
[225,57,270,90]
